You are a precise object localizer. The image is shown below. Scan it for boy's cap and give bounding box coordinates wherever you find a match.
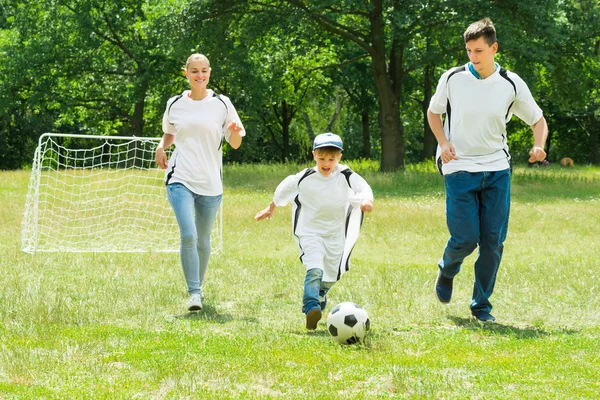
[313,133,343,151]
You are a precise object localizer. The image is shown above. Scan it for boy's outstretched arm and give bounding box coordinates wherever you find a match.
[254,201,277,221]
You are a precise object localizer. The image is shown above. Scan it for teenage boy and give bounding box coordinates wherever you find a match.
[255,133,374,330]
[427,18,548,322]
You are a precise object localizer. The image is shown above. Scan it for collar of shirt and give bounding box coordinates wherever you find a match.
[468,62,500,80]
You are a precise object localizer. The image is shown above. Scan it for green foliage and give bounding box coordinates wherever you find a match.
[0,0,599,170]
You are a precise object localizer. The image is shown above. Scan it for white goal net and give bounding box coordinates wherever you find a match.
[21,133,222,254]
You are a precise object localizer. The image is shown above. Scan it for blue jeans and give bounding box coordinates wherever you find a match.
[166,183,222,295]
[302,268,334,314]
[440,169,511,314]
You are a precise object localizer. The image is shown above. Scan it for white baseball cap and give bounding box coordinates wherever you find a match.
[313,133,343,151]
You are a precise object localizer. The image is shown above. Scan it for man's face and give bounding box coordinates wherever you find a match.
[466,36,498,75]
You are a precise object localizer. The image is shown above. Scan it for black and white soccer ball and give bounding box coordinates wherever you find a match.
[326,302,370,345]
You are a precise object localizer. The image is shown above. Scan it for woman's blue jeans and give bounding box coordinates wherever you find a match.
[167,183,222,295]
[439,169,511,314]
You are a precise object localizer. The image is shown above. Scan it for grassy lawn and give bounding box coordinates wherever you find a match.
[1,163,599,399]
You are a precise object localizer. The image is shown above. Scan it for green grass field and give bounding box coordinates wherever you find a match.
[1,163,599,399]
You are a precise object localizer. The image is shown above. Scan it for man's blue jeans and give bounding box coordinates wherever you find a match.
[167,183,222,295]
[439,169,511,314]
[302,268,334,314]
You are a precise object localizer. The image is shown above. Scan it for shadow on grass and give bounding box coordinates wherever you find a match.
[449,316,578,338]
[174,303,240,324]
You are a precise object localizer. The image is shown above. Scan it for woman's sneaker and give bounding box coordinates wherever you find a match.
[187,293,202,311]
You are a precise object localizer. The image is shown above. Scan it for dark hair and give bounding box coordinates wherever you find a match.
[463,18,496,46]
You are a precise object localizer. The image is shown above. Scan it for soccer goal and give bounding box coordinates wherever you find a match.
[21,133,222,254]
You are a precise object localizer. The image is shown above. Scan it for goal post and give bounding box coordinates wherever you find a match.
[21,133,223,254]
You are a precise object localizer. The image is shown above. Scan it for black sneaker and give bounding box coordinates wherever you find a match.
[435,270,453,303]
[306,308,322,330]
[472,311,496,322]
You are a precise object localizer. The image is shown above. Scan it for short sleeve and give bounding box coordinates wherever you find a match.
[221,96,246,141]
[272,170,305,207]
[162,97,178,135]
[428,69,452,115]
[510,73,543,126]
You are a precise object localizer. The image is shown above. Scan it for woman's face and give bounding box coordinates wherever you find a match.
[185,59,211,90]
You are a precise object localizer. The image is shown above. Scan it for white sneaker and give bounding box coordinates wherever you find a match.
[187,293,202,311]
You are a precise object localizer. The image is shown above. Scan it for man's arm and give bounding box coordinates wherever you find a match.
[528,116,548,162]
[427,110,458,163]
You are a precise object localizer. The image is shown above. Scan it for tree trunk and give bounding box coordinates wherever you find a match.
[589,115,598,165]
[422,64,436,160]
[369,3,404,171]
[281,100,290,162]
[361,110,371,159]
[370,57,404,171]
[131,76,148,138]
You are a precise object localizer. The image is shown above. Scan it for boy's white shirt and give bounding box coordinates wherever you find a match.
[273,164,374,238]
[162,89,245,195]
[429,63,543,175]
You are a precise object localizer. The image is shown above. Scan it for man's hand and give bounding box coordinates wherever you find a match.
[528,146,546,163]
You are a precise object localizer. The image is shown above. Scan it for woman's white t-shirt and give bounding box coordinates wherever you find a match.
[162,89,245,195]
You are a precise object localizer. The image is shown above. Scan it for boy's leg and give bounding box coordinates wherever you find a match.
[471,169,510,317]
[303,268,323,329]
[319,281,334,311]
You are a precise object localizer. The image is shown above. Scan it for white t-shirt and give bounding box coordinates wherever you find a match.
[273,164,374,238]
[429,63,543,175]
[162,89,245,195]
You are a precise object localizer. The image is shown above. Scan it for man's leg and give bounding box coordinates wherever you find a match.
[471,169,511,317]
[437,172,482,302]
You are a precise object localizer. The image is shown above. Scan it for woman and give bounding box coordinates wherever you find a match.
[155,53,245,311]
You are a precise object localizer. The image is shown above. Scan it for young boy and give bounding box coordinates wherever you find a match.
[254,133,374,330]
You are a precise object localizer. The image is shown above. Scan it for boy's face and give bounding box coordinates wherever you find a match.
[313,150,342,176]
[465,36,498,75]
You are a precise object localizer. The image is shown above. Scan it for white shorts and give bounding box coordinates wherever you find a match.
[295,206,363,282]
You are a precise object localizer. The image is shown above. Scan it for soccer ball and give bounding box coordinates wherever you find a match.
[326,302,370,345]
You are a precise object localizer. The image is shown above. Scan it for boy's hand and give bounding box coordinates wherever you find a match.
[255,202,276,221]
[360,199,373,212]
